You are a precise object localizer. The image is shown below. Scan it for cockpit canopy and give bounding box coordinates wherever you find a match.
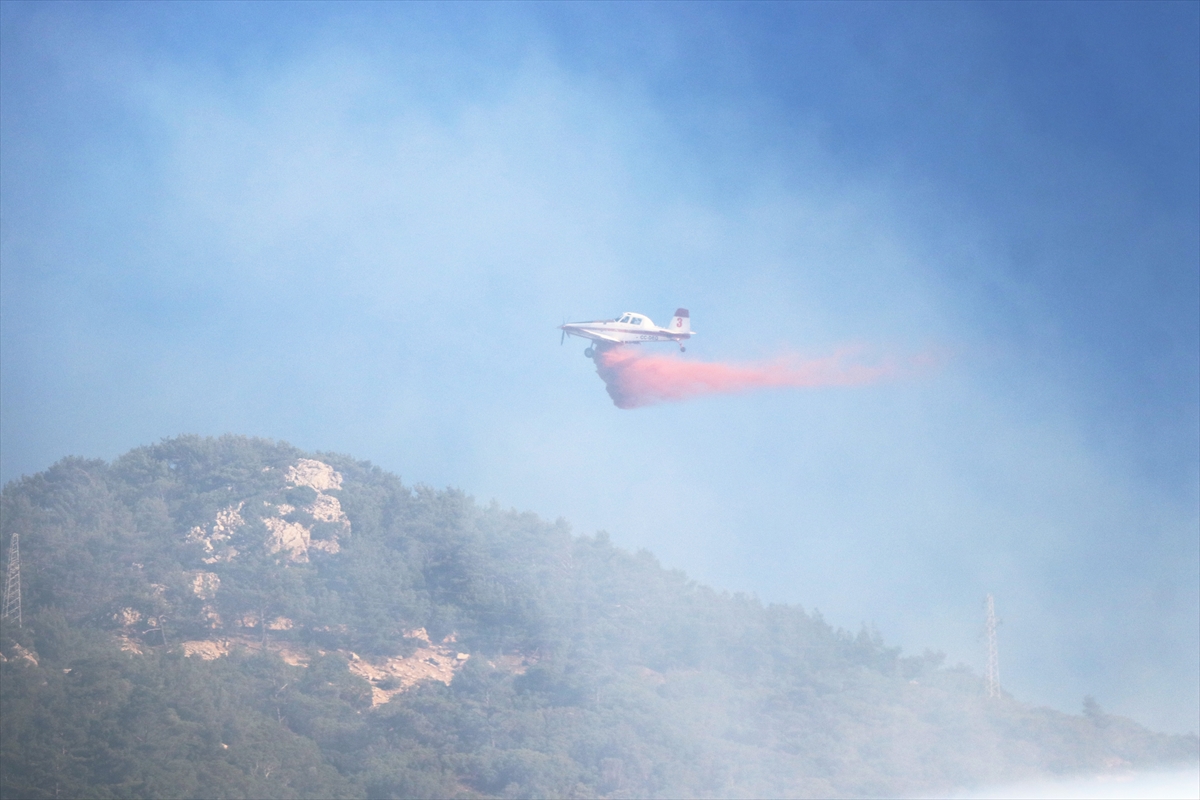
[617,313,650,326]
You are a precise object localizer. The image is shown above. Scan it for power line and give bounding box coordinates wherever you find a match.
[2,533,21,628]
[985,593,999,699]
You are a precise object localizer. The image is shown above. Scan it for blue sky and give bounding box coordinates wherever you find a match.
[1,2,1196,733]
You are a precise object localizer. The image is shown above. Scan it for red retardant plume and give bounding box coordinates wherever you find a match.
[593,346,908,409]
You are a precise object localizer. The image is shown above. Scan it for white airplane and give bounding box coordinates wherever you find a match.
[559,308,695,356]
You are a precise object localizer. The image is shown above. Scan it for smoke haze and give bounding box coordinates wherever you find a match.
[593,345,908,408]
[943,766,1200,800]
[1,2,1196,735]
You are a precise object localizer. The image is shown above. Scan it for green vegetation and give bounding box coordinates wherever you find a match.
[1,435,1195,798]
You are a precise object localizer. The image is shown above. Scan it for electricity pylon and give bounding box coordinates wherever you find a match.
[2,532,21,627]
[985,593,999,698]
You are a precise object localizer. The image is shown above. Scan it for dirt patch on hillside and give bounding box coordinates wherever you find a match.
[182,639,232,660]
[116,634,146,655]
[347,643,470,706]
[170,628,468,704]
[489,654,533,675]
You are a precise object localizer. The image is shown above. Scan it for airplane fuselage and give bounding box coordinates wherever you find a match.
[559,310,695,350]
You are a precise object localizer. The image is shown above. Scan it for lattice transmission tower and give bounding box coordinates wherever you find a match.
[984,593,999,698]
[2,532,21,627]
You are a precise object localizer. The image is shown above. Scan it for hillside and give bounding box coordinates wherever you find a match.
[1,436,1194,799]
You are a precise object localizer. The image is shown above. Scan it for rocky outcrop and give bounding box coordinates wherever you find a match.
[286,459,343,492]
[5,644,39,666]
[345,628,470,706]
[264,459,349,561]
[181,639,231,660]
[264,516,313,562]
[187,502,244,564]
[188,571,222,627]
[114,607,143,627]
[127,459,404,696]
[116,634,145,655]
[181,459,350,565]
[171,628,471,705]
[191,571,220,600]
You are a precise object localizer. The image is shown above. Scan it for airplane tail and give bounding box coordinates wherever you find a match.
[670,308,691,334]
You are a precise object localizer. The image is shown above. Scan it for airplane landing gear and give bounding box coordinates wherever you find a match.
[584,347,595,358]
[679,345,687,352]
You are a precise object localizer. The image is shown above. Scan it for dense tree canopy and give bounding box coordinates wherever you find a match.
[1,436,1194,798]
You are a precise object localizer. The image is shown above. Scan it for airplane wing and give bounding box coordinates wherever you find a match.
[559,326,624,345]
[570,329,624,344]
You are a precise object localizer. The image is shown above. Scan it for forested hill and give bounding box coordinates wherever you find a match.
[1,436,1195,799]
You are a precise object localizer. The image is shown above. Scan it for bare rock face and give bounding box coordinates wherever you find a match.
[181,639,230,660]
[191,571,220,600]
[158,457,416,698]
[286,459,343,492]
[182,459,351,565]
[10,644,39,666]
[189,571,223,627]
[171,626,472,706]
[345,629,471,706]
[114,607,143,627]
[187,502,244,564]
[308,538,342,555]
[156,455,453,700]
[263,459,350,561]
[116,635,145,655]
[309,493,345,523]
[308,493,349,554]
[264,517,313,562]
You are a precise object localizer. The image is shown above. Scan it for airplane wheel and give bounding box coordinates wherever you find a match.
[680,346,686,352]
[584,348,594,358]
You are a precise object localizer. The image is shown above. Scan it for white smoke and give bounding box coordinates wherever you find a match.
[938,766,1200,800]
